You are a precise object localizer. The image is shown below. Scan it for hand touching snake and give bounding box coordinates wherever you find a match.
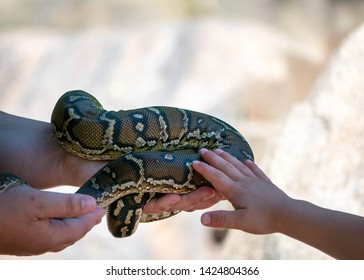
[0,90,254,238]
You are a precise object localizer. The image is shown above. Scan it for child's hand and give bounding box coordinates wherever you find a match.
[192,148,290,234]
[193,148,364,259]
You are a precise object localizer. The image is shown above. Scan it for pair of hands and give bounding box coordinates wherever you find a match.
[0,112,289,257]
[5,112,359,260]
[0,112,223,256]
[3,112,363,259]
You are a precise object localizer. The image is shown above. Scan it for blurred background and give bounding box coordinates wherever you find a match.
[1,0,364,259]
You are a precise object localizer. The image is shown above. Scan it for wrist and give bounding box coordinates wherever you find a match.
[270,195,300,234]
[0,112,56,187]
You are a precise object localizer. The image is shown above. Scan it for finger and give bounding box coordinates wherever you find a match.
[143,194,181,214]
[198,148,243,181]
[143,186,221,214]
[201,209,245,230]
[244,160,272,182]
[192,160,237,200]
[35,191,98,219]
[167,186,220,212]
[213,149,257,177]
[47,207,105,252]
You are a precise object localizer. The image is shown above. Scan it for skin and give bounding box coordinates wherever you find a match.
[192,148,364,259]
[0,112,222,256]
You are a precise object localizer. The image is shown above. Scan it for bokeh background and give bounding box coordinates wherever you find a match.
[1,0,364,259]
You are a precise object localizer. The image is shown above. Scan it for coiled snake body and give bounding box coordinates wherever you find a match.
[0,90,254,238]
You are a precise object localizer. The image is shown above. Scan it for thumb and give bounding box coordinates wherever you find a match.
[201,209,244,230]
[36,191,97,219]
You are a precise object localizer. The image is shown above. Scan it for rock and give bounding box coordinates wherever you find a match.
[0,20,320,161]
[222,22,364,259]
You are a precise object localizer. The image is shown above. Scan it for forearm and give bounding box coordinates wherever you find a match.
[276,198,364,259]
[0,111,64,188]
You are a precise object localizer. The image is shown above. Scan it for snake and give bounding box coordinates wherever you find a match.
[0,90,254,238]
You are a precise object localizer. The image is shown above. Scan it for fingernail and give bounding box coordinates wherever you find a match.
[201,213,211,226]
[81,196,95,212]
[199,148,208,154]
[244,159,253,164]
[203,189,216,201]
[214,148,224,154]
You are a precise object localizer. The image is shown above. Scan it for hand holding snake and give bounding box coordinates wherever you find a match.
[0,109,222,256]
[0,90,253,239]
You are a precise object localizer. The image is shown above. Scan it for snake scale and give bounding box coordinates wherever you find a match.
[0,90,254,238]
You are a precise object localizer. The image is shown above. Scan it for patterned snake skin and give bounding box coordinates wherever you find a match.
[0,90,254,238]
